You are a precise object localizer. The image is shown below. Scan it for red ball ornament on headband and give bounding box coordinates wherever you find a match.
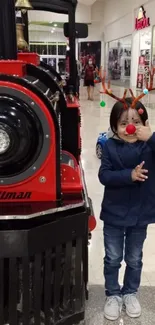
[138,108,144,115]
[126,124,136,134]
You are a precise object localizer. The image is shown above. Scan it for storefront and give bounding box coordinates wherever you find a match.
[105,36,132,87]
[104,2,155,89]
[131,5,152,89]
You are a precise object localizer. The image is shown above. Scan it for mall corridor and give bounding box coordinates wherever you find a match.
[1,0,155,323]
[80,85,155,324]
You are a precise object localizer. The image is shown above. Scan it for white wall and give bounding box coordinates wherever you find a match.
[104,13,133,42]
[79,22,103,42]
[93,0,152,27]
[28,3,91,24]
[29,30,66,42]
[76,3,91,23]
[91,0,104,23]
[91,0,155,42]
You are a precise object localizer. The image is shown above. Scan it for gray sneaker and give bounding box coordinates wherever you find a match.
[104,296,122,320]
[123,294,141,318]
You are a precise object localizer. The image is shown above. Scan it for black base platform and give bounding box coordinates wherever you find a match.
[0,205,89,325]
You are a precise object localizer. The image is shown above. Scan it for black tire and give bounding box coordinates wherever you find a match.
[96,143,103,159]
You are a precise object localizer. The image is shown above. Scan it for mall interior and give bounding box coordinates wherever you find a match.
[28,0,155,323]
[1,0,155,324]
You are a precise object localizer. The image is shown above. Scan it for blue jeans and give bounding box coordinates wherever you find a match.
[104,223,147,296]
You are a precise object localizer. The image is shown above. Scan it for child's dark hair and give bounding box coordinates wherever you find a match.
[110,97,148,134]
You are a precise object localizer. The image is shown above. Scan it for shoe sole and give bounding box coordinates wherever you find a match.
[104,313,120,321]
[123,302,141,318]
[126,309,141,318]
[123,304,141,318]
[104,306,122,321]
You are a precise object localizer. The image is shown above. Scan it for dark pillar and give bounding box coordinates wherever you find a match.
[21,11,29,45]
[0,0,17,60]
[68,3,76,93]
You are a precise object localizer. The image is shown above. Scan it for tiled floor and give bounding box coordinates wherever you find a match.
[80,84,155,324]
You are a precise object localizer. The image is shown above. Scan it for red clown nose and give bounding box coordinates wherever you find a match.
[126,124,136,134]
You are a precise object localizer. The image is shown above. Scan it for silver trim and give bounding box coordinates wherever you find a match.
[79,161,89,209]
[0,201,85,220]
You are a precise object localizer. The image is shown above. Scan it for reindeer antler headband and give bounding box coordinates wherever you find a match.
[99,66,155,113]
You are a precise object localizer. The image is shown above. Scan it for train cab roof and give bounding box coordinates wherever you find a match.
[30,0,77,14]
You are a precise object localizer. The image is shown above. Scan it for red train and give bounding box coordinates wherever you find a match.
[0,2,96,232]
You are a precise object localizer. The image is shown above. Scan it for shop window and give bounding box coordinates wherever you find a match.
[137,29,151,89]
[58,43,66,56]
[107,36,132,86]
[30,42,47,55]
[152,26,155,66]
[48,43,57,55]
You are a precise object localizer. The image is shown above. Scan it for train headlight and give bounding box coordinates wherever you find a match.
[0,128,10,154]
[0,94,43,181]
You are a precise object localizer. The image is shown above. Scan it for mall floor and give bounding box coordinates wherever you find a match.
[80,84,155,325]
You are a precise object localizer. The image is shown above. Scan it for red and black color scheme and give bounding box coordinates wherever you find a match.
[0,53,96,231]
[0,1,95,325]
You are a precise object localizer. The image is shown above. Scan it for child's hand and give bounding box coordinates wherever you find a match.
[131,161,148,182]
[136,120,153,141]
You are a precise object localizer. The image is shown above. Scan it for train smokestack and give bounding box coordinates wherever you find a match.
[0,0,17,59]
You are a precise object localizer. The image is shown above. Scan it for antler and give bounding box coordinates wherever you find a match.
[131,66,155,108]
[128,89,135,100]
[99,66,155,110]
[99,68,129,108]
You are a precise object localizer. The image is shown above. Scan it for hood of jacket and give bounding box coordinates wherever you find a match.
[107,128,120,140]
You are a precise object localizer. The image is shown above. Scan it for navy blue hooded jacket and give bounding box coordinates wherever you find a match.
[98,132,155,226]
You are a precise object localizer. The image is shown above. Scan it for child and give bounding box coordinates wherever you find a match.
[98,97,155,321]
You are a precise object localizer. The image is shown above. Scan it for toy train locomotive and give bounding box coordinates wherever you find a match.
[0,52,95,232]
[0,1,96,324]
[0,52,96,323]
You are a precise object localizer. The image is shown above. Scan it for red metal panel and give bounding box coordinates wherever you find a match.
[0,61,26,77]
[18,52,40,66]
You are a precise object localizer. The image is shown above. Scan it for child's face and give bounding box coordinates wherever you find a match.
[117,108,143,143]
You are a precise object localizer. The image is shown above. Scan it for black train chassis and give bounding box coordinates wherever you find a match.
[0,204,89,325]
